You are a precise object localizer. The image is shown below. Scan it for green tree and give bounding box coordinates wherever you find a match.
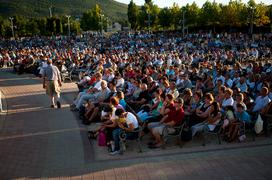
[70,19,81,35]
[137,1,160,30]
[185,2,200,28]
[81,10,93,31]
[170,3,181,29]
[158,8,171,29]
[37,17,47,35]
[0,16,7,37]
[254,3,270,26]
[128,0,139,30]
[199,1,222,32]
[25,19,39,36]
[221,0,248,28]
[13,16,28,37]
[55,18,63,35]
[149,4,160,29]
[80,4,102,31]
[145,0,152,6]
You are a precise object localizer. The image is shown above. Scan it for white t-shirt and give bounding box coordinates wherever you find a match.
[94,80,102,91]
[222,97,234,108]
[116,78,125,88]
[101,107,117,121]
[125,112,139,129]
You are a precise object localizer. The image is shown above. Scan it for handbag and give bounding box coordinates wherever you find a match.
[181,128,192,141]
[98,130,107,146]
[254,114,263,134]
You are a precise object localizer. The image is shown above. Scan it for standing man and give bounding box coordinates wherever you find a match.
[43,59,62,108]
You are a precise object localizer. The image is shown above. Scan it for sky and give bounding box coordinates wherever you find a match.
[114,0,272,8]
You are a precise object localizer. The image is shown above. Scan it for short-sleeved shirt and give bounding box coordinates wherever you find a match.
[252,95,271,112]
[93,80,102,91]
[125,112,139,129]
[165,107,185,125]
[236,111,251,123]
[137,90,152,103]
[43,64,61,81]
[222,97,234,108]
[226,110,235,120]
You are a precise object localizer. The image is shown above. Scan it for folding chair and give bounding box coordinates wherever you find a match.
[162,122,186,148]
[202,120,223,146]
[118,103,143,154]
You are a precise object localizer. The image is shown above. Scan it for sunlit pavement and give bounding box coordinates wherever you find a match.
[0,68,272,180]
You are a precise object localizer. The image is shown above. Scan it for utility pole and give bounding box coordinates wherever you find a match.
[66,15,71,38]
[9,17,15,39]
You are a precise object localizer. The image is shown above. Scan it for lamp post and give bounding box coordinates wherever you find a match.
[66,15,71,38]
[49,6,52,18]
[9,17,15,39]
[250,7,256,37]
[100,14,104,35]
[148,12,151,33]
[182,8,186,38]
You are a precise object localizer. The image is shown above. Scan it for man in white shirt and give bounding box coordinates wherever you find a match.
[252,87,271,113]
[71,73,103,110]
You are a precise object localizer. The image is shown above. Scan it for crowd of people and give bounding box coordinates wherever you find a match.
[1,31,272,155]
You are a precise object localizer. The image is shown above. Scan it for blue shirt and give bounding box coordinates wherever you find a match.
[235,111,251,123]
[119,99,127,109]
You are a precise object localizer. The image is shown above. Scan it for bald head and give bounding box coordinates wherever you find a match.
[47,59,53,65]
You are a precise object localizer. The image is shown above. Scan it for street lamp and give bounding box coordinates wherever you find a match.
[100,14,104,35]
[182,8,186,38]
[250,7,256,36]
[49,6,52,18]
[66,15,71,38]
[148,12,151,33]
[9,17,15,39]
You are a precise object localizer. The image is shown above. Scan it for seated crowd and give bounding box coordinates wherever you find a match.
[69,55,272,155]
[1,31,272,155]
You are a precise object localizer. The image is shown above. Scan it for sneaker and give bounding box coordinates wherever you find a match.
[71,107,79,111]
[57,101,61,109]
[238,135,246,142]
[70,104,76,108]
[109,150,120,156]
[50,105,55,108]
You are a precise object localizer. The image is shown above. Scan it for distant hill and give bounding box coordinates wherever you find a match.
[0,0,128,21]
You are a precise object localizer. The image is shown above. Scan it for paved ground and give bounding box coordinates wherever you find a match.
[0,68,272,180]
